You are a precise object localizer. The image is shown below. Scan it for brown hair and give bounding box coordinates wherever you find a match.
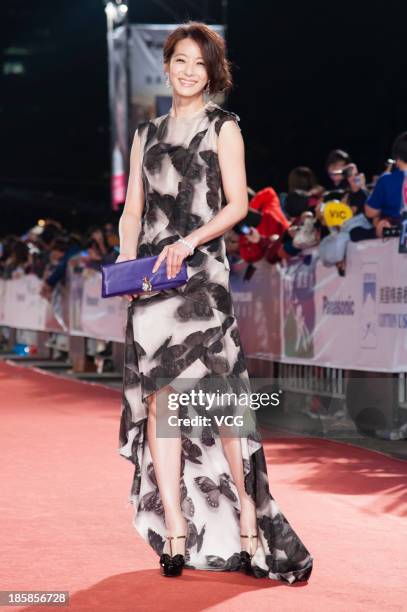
[163,21,233,96]
[288,167,317,193]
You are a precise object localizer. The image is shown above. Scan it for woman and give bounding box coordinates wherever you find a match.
[116,21,313,583]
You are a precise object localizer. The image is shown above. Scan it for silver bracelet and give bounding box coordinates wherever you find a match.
[177,237,195,255]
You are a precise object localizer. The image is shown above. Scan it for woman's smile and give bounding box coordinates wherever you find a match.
[178,78,198,87]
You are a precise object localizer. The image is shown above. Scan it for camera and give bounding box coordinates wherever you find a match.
[234,207,262,235]
[383,226,401,238]
[342,164,355,179]
[342,163,363,187]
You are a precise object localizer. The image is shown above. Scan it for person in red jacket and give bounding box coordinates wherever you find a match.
[239,186,290,263]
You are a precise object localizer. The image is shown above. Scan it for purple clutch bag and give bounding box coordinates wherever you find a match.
[101,254,188,298]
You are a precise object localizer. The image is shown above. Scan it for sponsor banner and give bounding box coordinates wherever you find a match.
[231,237,407,373]
[3,238,407,371]
[229,258,282,358]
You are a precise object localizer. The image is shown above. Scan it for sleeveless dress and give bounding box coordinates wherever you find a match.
[118,100,313,583]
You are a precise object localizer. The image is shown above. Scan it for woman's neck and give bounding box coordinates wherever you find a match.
[169,96,207,118]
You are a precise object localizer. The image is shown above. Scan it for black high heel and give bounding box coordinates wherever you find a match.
[239,534,258,575]
[159,534,186,577]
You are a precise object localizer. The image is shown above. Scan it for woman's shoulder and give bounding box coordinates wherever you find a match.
[136,114,165,134]
[206,101,241,134]
[135,101,241,141]
[135,114,168,147]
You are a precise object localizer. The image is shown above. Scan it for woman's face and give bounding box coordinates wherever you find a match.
[165,37,208,98]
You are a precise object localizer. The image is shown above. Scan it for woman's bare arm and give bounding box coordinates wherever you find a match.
[118,130,145,259]
[186,120,249,249]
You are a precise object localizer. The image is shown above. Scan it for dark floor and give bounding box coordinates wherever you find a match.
[256,404,407,462]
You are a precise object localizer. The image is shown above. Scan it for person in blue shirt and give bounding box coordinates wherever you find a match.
[365,131,407,237]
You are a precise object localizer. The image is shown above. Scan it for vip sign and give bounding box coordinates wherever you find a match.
[322,200,353,227]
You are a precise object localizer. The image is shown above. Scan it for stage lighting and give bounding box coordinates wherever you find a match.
[104,1,128,26]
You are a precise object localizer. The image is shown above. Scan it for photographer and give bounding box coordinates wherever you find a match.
[364,131,407,238]
[324,149,352,190]
[238,186,289,264]
[323,149,369,212]
[342,163,369,213]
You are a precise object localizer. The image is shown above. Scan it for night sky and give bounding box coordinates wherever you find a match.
[1,0,407,224]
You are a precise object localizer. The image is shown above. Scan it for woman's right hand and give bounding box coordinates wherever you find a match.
[115,253,140,302]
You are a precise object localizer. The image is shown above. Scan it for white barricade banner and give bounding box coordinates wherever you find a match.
[228,259,282,358]
[80,270,127,342]
[1,275,63,333]
[231,237,407,373]
[2,238,407,371]
[0,279,6,324]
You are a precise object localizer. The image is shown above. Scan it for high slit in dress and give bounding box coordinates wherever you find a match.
[118,100,314,583]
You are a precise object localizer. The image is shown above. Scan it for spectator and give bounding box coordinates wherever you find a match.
[316,157,372,244]
[238,187,290,264]
[2,240,30,279]
[84,226,118,270]
[341,163,369,214]
[280,167,324,216]
[278,167,324,260]
[364,131,407,237]
[40,234,83,299]
[341,163,376,243]
[103,219,120,249]
[0,235,19,277]
[288,166,317,192]
[278,204,320,260]
[225,229,243,267]
[325,149,351,190]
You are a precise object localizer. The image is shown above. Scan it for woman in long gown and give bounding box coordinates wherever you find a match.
[116,21,313,583]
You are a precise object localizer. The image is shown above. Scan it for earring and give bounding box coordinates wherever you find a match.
[164,74,171,89]
[204,80,211,94]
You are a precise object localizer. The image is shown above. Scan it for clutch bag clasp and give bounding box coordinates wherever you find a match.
[142,275,153,292]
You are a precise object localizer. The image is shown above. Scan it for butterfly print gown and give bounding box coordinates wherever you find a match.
[118,100,313,583]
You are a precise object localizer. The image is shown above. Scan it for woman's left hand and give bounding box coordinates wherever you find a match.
[152,241,192,278]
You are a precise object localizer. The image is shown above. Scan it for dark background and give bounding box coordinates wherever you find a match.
[1,0,406,228]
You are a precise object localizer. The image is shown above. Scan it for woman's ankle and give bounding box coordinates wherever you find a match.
[164,517,187,557]
[165,514,187,535]
[239,497,257,527]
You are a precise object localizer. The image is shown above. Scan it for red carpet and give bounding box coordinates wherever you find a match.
[0,360,406,612]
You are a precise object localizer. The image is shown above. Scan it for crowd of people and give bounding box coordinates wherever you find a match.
[0,219,120,297]
[227,130,407,276]
[1,130,407,291]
